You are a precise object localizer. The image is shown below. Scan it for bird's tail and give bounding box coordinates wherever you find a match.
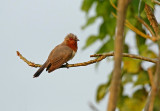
[33,62,47,78]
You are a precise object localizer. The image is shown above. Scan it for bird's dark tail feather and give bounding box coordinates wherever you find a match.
[33,62,47,78]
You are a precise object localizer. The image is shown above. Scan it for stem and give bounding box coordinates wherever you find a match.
[107,0,130,111]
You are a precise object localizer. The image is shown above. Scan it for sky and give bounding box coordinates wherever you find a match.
[1,0,160,111]
[0,0,114,111]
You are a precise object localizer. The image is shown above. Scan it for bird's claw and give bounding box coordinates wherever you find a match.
[65,62,69,69]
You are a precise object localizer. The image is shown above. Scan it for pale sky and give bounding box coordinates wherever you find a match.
[0,0,113,111]
[1,0,159,111]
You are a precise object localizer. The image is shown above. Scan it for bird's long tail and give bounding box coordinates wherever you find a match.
[33,62,47,78]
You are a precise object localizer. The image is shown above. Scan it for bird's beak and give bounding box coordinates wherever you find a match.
[76,38,80,41]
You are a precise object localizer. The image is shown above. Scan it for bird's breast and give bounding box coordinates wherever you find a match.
[69,51,76,60]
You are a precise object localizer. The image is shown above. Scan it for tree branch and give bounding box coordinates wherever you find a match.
[147,68,156,111]
[17,51,157,69]
[90,52,157,63]
[107,0,130,111]
[136,16,156,37]
[152,0,160,5]
[111,12,156,42]
[145,4,160,37]
[144,4,160,111]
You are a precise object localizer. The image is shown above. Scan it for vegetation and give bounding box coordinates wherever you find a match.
[81,0,160,111]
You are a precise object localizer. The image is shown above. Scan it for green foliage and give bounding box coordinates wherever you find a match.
[143,0,155,9]
[96,73,112,102]
[118,88,147,111]
[82,35,99,49]
[134,70,149,86]
[123,58,141,74]
[81,0,159,110]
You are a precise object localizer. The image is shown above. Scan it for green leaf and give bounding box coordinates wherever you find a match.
[96,0,108,16]
[98,21,108,40]
[119,88,147,111]
[132,88,147,99]
[96,73,112,102]
[154,93,160,111]
[96,84,108,102]
[122,73,134,85]
[141,49,157,58]
[143,0,155,9]
[82,16,97,29]
[134,70,149,86]
[124,44,129,53]
[81,0,95,13]
[123,58,141,74]
[96,37,114,54]
[83,35,99,49]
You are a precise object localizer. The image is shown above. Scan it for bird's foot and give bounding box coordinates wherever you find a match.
[65,62,69,69]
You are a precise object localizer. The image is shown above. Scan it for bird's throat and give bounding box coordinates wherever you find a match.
[67,41,78,52]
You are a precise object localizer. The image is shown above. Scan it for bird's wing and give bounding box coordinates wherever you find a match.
[46,45,73,72]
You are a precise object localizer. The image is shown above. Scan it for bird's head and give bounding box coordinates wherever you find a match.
[64,33,79,52]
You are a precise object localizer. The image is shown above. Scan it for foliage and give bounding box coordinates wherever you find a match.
[81,0,160,110]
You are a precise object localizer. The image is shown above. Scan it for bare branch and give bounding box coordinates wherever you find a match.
[91,52,157,63]
[107,0,130,111]
[17,51,107,68]
[16,51,41,68]
[144,4,160,111]
[136,16,156,37]
[145,4,160,37]
[17,51,157,70]
[147,68,156,111]
[152,0,160,5]
[111,12,156,42]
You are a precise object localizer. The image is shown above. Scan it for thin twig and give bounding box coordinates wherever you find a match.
[147,68,156,90]
[136,16,156,37]
[111,12,156,42]
[91,52,157,63]
[16,51,41,68]
[147,68,157,111]
[152,0,160,5]
[109,0,117,10]
[145,4,160,37]
[88,102,99,111]
[147,68,156,111]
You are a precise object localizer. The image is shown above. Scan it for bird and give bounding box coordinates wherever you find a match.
[33,33,79,78]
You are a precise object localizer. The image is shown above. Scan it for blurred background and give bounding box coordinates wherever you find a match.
[0,0,113,111]
[1,0,160,111]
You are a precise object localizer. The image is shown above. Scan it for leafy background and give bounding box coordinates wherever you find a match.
[81,0,160,110]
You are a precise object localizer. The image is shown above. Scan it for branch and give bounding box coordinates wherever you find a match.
[107,0,130,111]
[17,51,157,69]
[90,52,157,63]
[109,0,117,10]
[144,4,160,111]
[152,0,160,5]
[111,12,156,42]
[16,51,107,68]
[145,4,160,37]
[135,16,156,37]
[147,68,156,111]
[16,51,41,68]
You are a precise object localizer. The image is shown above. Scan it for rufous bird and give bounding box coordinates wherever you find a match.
[33,33,79,78]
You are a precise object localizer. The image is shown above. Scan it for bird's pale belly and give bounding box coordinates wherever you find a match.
[69,51,76,60]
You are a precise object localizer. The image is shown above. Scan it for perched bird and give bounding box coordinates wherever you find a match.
[33,33,79,78]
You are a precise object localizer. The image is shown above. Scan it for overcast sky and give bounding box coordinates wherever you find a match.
[1,0,159,111]
[0,0,114,111]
